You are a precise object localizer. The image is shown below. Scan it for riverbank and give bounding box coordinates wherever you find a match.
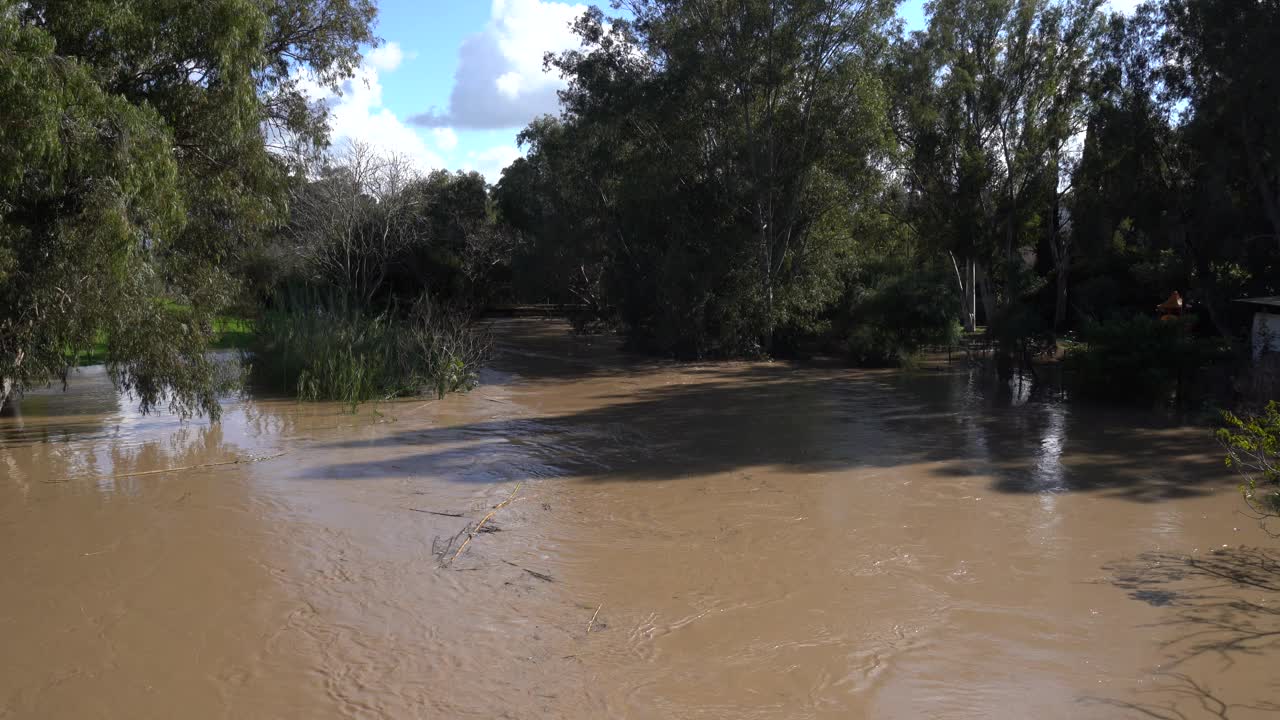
[2,319,1277,719]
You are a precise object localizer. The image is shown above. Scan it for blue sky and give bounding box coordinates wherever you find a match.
[318,0,1134,182]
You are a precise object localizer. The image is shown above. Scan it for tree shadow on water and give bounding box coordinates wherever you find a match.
[1085,547,1280,717]
[302,354,1231,504]
[308,364,895,483]
[1081,672,1280,719]
[1106,548,1280,667]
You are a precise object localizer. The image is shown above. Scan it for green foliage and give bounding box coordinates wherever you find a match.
[504,0,900,357]
[250,290,490,410]
[1065,315,1227,404]
[252,143,504,410]
[394,169,508,307]
[1069,1,1280,337]
[833,258,963,366]
[277,144,513,311]
[1218,402,1280,519]
[400,300,493,401]
[211,317,256,352]
[0,0,378,417]
[74,315,254,367]
[891,0,1103,339]
[1158,0,1280,261]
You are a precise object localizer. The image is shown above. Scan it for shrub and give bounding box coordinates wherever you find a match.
[399,298,493,400]
[1218,401,1280,518]
[250,290,490,409]
[1065,314,1227,404]
[832,260,962,367]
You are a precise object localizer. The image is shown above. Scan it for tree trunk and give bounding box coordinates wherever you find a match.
[1054,266,1069,332]
[1050,191,1069,332]
[1241,127,1280,252]
[1181,225,1238,343]
[977,262,996,331]
[759,218,776,352]
[970,258,977,333]
[1,350,22,415]
[949,252,977,333]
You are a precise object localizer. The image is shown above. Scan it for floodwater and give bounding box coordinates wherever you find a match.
[2,320,1278,719]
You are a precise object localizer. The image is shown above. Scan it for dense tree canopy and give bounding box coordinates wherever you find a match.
[0,0,376,416]
[891,0,1101,341]
[278,142,510,309]
[1063,0,1279,345]
[499,0,901,356]
[496,0,1277,386]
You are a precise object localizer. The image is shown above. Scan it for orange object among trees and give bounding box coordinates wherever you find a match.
[1158,291,1184,321]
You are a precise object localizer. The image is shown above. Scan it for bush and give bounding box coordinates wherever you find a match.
[1065,314,1227,404]
[1218,401,1280,518]
[400,298,493,400]
[250,291,490,408]
[831,260,962,367]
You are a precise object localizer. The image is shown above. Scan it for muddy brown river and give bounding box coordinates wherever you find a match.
[2,320,1278,719]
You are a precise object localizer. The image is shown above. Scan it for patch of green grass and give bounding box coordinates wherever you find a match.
[72,315,254,366]
[211,316,254,351]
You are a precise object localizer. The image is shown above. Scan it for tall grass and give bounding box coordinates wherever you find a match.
[250,290,491,408]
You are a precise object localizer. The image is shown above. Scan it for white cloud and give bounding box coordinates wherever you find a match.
[297,49,444,172]
[410,0,588,129]
[366,41,409,71]
[464,145,524,183]
[432,127,459,151]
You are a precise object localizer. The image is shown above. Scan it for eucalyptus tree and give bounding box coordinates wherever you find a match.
[1160,0,1280,254]
[1156,0,1280,334]
[535,0,900,355]
[397,169,496,306]
[891,0,1102,342]
[1069,0,1280,339]
[496,115,625,318]
[0,0,376,416]
[1068,8,1182,320]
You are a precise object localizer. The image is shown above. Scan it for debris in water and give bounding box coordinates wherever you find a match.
[501,559,552,582]
[62,451,289,483]
[407,508,464,518]
[436,481,523,567]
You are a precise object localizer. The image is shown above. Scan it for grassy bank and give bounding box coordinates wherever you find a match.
[73,316,254,367]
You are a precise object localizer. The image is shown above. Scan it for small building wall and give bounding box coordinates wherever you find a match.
[1253,310,1280,362]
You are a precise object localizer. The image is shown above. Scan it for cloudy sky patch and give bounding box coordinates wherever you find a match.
[408,0,587,130]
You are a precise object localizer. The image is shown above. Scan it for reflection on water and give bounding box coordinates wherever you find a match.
[4,372,242,493]
[1,321,1276,719]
